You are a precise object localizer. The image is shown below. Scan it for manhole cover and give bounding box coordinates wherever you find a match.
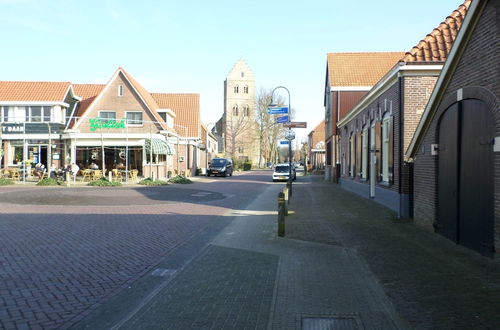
[302,315,363,330]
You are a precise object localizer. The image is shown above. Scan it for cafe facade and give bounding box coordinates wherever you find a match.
[1,68,179,180]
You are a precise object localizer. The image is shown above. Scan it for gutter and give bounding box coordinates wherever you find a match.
[337,63,443,128]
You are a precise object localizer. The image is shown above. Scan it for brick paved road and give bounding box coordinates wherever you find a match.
[0,172,270,330]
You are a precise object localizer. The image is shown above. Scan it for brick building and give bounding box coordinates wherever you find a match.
[307,120,326,170]
[407,0,498,257]
[336,0,470,217]
[0,67,205,180]
[324,52,403,182]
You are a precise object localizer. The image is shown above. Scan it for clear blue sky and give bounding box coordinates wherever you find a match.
[1,0,461,139]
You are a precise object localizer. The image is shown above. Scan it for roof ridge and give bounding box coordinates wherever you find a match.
[402,0,472,62]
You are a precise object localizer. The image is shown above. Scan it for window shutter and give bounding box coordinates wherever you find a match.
[388,116,394,184]
[356,131,361,177]
[375,121,382,182]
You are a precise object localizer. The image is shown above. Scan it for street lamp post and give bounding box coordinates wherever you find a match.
[269,86,293,196]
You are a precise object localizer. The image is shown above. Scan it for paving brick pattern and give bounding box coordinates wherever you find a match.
[0,212,222,329]
[121,245,278,330]
[286,175,500,329]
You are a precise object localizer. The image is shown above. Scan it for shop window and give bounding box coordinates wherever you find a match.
[146,153,166,165]
[361,126,368,179]
[99,111,116,123]
[126,111,143,126]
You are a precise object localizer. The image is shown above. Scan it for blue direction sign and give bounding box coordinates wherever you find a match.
[280,140,289,145]
[276,115,289,123]
[267,107,289,115]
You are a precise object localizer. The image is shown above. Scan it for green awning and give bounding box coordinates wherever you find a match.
[145,138,175,155]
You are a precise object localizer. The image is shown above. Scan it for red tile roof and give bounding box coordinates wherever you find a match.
[151,93,200,137]
[72,84,105,118]
[327,52,405,87]
[403,0,472,62]
[0,81,71,102]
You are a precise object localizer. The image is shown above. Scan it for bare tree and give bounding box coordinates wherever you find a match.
[224,107,257,160]
[256,88,295,167]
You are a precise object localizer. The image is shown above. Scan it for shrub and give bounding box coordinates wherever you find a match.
[195,168,202,176]
[243,162,252,171]
[87,178,122,187]
[168,175,192,184]
[232,158,243,170]
[139,178,169,186]
[36,178,61,186]
[0,178,14,185]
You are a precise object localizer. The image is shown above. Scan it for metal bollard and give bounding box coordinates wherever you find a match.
[283,187,289,216]
[277,192,286,237]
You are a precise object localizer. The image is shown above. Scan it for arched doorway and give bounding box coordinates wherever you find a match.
[437,99,495,256]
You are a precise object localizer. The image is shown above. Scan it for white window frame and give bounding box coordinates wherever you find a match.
[381,114,391,183]
[243,85,249,93]
[349,133,355,177]
[98,111,116,123]
[118,85,123,97]
[125,111,143,127]
[361,126,368,180]
[234,85,239,94]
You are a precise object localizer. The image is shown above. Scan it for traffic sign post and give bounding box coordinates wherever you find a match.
[283,121,307,128]
[284,130,295,140]
[276,115,289,123]
[267,107,289,115]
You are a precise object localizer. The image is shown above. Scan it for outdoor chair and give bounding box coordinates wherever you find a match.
[112,169,123,182]
[129,169,138,181]
[92,170,103,181]
[10,169,20,181]
[81,169,92,182]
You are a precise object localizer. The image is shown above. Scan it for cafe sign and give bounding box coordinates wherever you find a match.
[1,124,25,133]
[89,118,126,131]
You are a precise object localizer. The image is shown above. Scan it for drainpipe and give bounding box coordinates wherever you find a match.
[398,73,405,218]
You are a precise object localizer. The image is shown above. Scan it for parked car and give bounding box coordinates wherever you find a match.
[272,163,296,182]
[207,158,233,177]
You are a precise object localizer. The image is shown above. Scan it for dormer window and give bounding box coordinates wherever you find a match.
[118,85,123,97]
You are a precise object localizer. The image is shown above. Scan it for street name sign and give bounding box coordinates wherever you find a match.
[267,107,289,115]
[283,121,307,128]
[280,140,289,145]
[276,115,289,123]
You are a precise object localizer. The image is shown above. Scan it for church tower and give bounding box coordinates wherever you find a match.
[219,59,259,165]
